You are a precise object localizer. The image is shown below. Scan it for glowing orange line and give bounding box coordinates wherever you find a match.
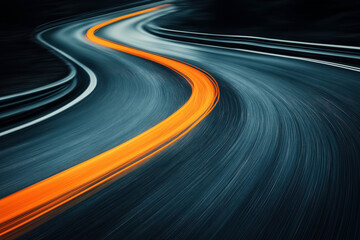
[0,4,219,238]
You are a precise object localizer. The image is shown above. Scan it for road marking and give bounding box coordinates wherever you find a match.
[152,27,360,73]
[0,4,219,238]
[152,26,360,50]
[0,26,97,138]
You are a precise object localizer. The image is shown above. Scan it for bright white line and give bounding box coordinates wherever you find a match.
[0,27,97,137]
[144,23,360,73]
[181,41,360,72]
[0,66,76,102]
[151,25,360,50]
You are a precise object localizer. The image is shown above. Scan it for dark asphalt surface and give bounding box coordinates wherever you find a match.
[1,2,359,239]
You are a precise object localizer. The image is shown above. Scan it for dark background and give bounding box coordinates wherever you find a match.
[0,0,135,95]
[1,0,360,95]
[165,0,360,44]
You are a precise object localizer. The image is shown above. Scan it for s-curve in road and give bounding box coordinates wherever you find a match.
[0,3,218,239]
[1,1,360,240]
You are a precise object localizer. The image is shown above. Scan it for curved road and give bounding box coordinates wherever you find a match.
[1,2,359,239]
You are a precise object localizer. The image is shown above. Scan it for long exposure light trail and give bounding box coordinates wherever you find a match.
[0,4,219,239]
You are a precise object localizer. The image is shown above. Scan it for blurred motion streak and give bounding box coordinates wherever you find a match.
[0,4,219,238]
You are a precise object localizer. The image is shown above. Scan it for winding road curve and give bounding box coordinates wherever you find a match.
[0,2,359,239]
[0,4,219,238]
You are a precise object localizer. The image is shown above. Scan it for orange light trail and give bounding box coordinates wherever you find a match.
[0,4,219,239]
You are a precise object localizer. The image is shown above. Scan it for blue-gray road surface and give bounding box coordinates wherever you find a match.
[0,2,359,239]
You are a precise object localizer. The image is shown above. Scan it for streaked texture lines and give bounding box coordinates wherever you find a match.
[0,4,219,239]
